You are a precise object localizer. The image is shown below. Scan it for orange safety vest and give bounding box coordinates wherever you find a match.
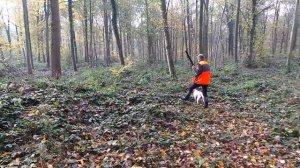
[192,61,211,85]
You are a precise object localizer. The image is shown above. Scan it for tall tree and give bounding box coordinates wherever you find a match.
[234,0,241,63]
[89,0,94,67]
[36,4,41,62]
[15,25,25,61]
[84,0,89,63]
[160,0,176,77]
[145,0,154,63]
[68,0,77,71]
[103,0,111,66]
[111,0,125,65]
[22,0,33,74]
[2,14,12,58]
[186,0,192,55]
[199,0,204,54]
[44,0,50,67]
[50,0,62,78]
[225,0,235,58]
[271,0,280,56]
[203,0,209,57]
[247,0,258,67]
[287,0,300,73]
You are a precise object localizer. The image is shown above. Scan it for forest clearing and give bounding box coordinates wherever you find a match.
[1,0,300,167]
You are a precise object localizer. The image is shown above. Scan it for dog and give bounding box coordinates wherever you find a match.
[193,89,204,104]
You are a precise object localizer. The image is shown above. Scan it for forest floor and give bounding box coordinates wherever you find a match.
[0,61,299,167]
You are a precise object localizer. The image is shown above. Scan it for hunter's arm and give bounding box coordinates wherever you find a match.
[195,65,203,77]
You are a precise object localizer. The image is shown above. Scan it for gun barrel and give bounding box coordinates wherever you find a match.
[185,51,194,66]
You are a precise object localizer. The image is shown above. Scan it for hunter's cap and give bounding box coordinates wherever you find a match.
[198,54,205,59]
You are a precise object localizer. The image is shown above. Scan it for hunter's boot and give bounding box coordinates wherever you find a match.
[204,97,209,108]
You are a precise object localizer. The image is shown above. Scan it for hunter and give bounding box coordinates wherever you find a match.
[182,54,211,108]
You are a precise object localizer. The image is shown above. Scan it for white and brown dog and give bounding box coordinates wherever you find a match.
[193,89,204,104]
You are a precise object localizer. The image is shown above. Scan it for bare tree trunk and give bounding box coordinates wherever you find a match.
[203,0,209,57]
[68,0,77,71]
[89,0,94,67]
[111,0,125,65]
[280,30,285,53]
[36,11,41,62]
[183,19,188,53]
[234,0,241,63]
[50,0,62,78]
[145,0,154,63]
[3,15,12,58]
[174,30,178,63]
[287,0,300,73]
[247,0,257,67]
[199,0,204,54]
[103,0,111,66]
[22,0,33,74]
[186,0,192,55]
[271,0,280,56]
[195,0,199,54]
[160,0,176,77]
[209,6,214,60]
[15,25,24,60]
[41,31,45,63]
[84,0,89,63]
[44,0,50,67]
[225,0,235,59]
[73,29,78,64]
[93,34,98,66]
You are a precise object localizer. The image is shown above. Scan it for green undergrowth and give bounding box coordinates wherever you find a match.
[1,61,299,167]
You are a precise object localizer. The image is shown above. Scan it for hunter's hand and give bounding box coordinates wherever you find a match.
[192,65,197,70]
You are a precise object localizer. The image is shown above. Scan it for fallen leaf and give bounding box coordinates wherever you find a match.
[77,159,84,165]
[218,161,225,168]
[194,150,202,158]
[41,135,47,144]
[47,163,54,168]
[160,149,167,158]
[181,131,188,137]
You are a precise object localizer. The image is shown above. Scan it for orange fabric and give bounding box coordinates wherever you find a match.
[192,61,211,85]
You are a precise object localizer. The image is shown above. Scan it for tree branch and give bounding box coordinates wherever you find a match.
[256,5,273,17]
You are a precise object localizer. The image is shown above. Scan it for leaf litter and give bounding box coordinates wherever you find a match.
[0,65,299,167]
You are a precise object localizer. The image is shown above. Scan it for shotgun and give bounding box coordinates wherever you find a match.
[185,51,194,66]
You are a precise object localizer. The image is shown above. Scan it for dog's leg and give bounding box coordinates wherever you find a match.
[197,96,200,104]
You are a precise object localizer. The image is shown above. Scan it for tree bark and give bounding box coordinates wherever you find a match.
[89,0,94,67]
[160,0,176,77]
[22,0,33,74]
[103,0,111,66]
[15,25,24,60]
[68,0,77,71]
[287,0,300,73]
[111,0,125,65]
[3,15,12,58]
[203,0,209,57]
[73,29,78,63]
[84,0,89,63]
[50,0,62,78]
[36,12,41,62]
[44,0,50,67]
[186,0,192,55]
[247,0,257,67]
[234,0,241,63]
[199,0,204,54]
[271,0,280,56]
[145,0,154,63]
[225,0,235,59]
